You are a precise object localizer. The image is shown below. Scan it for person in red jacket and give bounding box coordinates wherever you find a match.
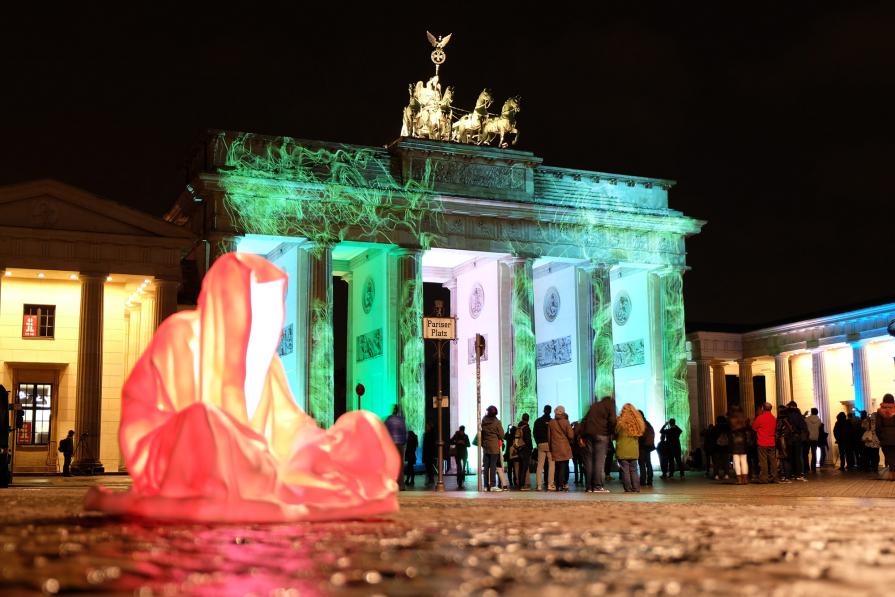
[752,402,778,483]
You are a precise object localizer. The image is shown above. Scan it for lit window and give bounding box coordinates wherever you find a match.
[16,383,52,445]
[22,305,55,338]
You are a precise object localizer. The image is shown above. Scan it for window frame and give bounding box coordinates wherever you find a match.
[22,304,56,339]
[15,382,53,446]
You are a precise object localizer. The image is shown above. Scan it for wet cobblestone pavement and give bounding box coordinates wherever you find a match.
[2,473,895,596]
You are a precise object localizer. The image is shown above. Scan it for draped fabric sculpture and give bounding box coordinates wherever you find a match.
[86,253,401,521]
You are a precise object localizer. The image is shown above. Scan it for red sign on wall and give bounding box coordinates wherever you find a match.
[17,421,32,445]
[22,314,38,337]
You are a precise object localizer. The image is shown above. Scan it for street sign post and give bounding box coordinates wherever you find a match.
[474,333,485,493]
[424,306,457,492]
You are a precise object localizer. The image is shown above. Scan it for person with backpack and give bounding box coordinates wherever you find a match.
[58,429,75,477]
[450,426,470,490]
[533,405,554,491]
[805,408,823,472]
[778,401,808,482]
[503,423,517,488]
[512,413,533,490]
[638,411,656,487]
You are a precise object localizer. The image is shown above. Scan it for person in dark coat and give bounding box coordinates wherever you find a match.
[533,405,553,491]
[385,406,408,490]
[660,419,685,479]
[833,412,853,470]
[710,416,731,480]
[548,406,575,491]
[638,411,655,487]
[745,419,759,481]
[404,430,419,487]
[777,401,808,481]
[450,426,470,489]
[701,424,716,478]
[59,429,75,477]
[580,396,617,493]
[504,423,517,488]
[877,394,895,480]
[513,414,533,490]
[729,411,751,484]
[480,406,504,491]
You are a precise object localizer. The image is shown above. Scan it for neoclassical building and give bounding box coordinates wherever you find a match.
[167,132,704,453]
[688,303,895,457]
[0,180,193,473]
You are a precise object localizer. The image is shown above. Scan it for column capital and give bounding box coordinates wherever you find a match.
[390,246,424,258]
[442,278,458,292]
[499,254,535,266]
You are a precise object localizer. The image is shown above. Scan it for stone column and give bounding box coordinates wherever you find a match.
[711,362,728,418]
[306,243,334,428]
[394,248,425,435]
[500,256,537,424]
[696,359,714,429]
[444,278,460,436]
[154,279,179,329]
[851,341,872,412]
[589,263,614,400]
[811,349,833,464]
[774,353,792,410]
[139,293,156,356]
[125,303,142,376]
[738,358,755,420]
[658,269,690,451]
[72,274,105,474]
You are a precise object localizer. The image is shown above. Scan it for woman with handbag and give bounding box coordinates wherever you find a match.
[548,406,575,491]
[860,411,880,472]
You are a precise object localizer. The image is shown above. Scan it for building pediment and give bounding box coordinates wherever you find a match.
[0,180,194,240]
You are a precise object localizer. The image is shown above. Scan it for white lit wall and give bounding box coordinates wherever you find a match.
[534,264,581,422]
[456,259,502,464]
[867,339,895,403]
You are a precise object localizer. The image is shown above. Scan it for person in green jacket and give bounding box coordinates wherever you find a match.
[616,403,646,493]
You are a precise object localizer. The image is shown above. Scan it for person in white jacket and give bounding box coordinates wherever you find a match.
[805,408,823,472]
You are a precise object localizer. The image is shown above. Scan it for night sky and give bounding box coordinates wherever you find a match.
[3,3,893,328]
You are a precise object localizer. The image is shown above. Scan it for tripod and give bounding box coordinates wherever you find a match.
[71,433,95,475]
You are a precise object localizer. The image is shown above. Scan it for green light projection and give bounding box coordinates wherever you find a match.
[397,253,425,435]
[219,135,440,250]
[661,269,689,450]
[590,265,614,399]
[217,133,697,438]
[309,297,334,427]
[219,135,439,431]
[510,259,537,421]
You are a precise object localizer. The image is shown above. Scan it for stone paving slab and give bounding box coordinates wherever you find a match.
[0,472,894,596]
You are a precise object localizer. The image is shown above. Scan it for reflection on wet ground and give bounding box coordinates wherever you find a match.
[2,474,895,595]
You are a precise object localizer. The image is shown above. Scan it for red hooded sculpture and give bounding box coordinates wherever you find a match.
[86,253,400,521]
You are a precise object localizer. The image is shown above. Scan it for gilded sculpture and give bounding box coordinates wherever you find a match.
[401,32,520,148]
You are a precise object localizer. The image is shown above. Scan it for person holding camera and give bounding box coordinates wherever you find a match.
[660,419,684,479]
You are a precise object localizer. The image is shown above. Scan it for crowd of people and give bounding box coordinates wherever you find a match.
[381,393,895,492]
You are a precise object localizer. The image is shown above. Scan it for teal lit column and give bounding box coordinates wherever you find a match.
[306,243,334,428]
[851,341,871,412]
[659,268,690,452]
[394,248,425,435]
[501,256,537,423]
[589,263,614,400]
